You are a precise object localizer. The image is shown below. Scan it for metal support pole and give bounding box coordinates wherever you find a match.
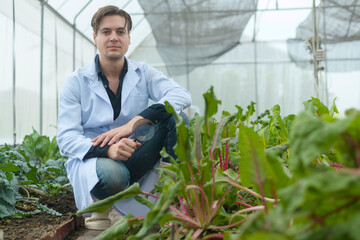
[322,2,329,106]
[185,13,190,94]
[12,0,16,146]
[40,0,44,135]
[55,17,59,124]
[252,0,259,117]
[312,0,320,99]
[73,0,93,71]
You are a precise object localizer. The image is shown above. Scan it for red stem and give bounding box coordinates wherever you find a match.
[225,127,229,170]
[236,201,253,208]
[178,196,190,216]
[218,151,223,170]
[236,193,254,208]
[202,233,224,240]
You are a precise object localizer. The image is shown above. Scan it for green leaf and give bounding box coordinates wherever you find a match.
[77,183,143,216]
[22,135,36,157]
[237,125,276,196]
[0,162,20,172]
[265,151,292,190]
[245,101,256,126]
[0,199,16,218]
[134,196,156,209]
[94,214,134,240]
[304,97,330,117]
[289,111,353,175]
[33,202,62,216]
[271,104,288,140]
[329,97,339,116]
[0,186,17,206]
[204,86,221,119]
[34,136,50,161]
[209,115,234,157]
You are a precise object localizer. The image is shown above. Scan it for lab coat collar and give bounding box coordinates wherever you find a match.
[83,60,109,105]
[81,56,140,106]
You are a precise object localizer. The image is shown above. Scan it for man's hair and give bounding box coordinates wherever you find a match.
[91,5,132,35]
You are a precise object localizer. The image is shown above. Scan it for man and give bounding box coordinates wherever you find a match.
[57,5,191,230]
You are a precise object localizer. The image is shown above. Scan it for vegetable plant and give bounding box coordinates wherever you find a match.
[78,87,360,240]
[0,129,69,218]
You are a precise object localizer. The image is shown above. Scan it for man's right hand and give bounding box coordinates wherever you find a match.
[107,138,141,161]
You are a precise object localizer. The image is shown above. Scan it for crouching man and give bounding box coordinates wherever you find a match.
[57,5,191,230]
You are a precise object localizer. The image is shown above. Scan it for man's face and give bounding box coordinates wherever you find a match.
[93,15,131,61]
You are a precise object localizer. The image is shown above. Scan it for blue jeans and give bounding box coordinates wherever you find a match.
[90,113,189,200]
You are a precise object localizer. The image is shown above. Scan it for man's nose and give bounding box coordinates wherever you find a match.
[109,31,118,41]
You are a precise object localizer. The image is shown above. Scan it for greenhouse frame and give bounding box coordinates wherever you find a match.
[1,0,360,144]
[1,1,360,240]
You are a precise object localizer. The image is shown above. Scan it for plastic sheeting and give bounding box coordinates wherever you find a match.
[0,0,94,144]
[1,0,360,144]
[287,0,360,72]
[138,0,257,75]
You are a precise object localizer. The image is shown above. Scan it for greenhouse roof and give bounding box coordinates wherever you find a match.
[46,0,318,56]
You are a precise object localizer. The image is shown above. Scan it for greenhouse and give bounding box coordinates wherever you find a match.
[1,0,360,239]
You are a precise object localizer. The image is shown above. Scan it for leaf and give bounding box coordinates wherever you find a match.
[289,111,353,175]
[33,202,62,216]
[77,183,143,216]
[0,197,16,218]
[94,214,134,240]
[333,111,360,168]
[0,162,21,172]
[34,136,50,161]
[329,97,339,116]
[279,171,360,217]
[203,86,221,119]
[134,196,156,209]
[209,115,234,158]
[245,101,256,125]
[271,105,288,140]
[22,135,36,157]
[0,186,17,206]
[237,126,276,196]
[304,97,330,117]
[265,151,292,190]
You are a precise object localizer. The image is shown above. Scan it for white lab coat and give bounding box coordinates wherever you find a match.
[57,57,191,214]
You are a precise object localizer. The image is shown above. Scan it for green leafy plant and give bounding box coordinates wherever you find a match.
[78,87,360,240]
[0,129,69,218]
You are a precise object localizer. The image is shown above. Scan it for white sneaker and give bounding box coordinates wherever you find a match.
[84,208,111,230]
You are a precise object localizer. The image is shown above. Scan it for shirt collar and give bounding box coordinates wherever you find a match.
[95,54,128,80]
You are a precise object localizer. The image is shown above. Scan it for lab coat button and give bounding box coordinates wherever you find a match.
[108,115,112,119]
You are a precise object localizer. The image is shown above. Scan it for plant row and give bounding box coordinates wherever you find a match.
[0,129,70,218]
[79,87,360,240]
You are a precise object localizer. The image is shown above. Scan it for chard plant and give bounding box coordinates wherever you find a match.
[78,87,360,240]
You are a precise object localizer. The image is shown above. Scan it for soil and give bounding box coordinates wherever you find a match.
[0,190,79,240]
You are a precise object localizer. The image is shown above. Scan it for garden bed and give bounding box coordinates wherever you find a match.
[0,190,78,240]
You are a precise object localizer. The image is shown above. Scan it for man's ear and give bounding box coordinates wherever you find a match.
[93,32,97,44]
